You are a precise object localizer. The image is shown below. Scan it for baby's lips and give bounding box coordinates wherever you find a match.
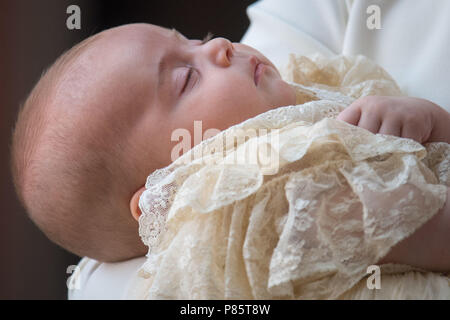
[250,55,264,86]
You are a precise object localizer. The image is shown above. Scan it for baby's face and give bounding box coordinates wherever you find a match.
[64,23,295,169]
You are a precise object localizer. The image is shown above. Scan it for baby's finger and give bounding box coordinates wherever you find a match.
[378,119,402,137]
[357,111,381,134]
[336,104,361,125]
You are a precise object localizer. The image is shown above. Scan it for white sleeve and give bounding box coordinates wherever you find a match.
[240,0,350,69]
[341,0,450,113]
[68,256,146,300]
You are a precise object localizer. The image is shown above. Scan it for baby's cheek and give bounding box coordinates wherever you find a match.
[181,80,266,131]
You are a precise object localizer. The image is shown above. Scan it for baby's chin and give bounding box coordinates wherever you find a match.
[272,79,297,108]
[263,63,297,108]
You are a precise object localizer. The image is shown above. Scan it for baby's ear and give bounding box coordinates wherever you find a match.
[129,186,146,221]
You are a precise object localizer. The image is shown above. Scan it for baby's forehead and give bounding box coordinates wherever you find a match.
[95,23,177,47]
[68,24,173,79]
[69,24,175,94]
[49,24,174,131]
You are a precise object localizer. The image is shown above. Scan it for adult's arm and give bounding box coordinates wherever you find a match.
[378,187,450,273]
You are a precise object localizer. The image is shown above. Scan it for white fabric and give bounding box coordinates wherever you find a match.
[68,256,146,300]
[70,0,450,299]
[241,0,450,113]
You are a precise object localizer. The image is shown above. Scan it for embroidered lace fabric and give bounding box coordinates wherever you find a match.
[126,54,450,299]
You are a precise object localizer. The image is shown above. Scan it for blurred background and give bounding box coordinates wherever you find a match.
[0,0,257,299]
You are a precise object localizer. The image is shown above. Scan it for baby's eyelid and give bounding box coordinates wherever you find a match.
[179,65,196,95]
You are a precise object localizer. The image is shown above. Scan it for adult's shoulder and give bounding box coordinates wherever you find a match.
[240,0,350,68]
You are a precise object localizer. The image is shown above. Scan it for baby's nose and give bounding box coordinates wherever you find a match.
[204,37,234,67]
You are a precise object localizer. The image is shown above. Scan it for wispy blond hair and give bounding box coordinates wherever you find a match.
[10,31,147,262]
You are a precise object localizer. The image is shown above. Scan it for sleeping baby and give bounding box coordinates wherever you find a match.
[10,23,450,299]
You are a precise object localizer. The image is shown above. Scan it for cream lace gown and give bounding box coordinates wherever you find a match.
[125,54,450,299]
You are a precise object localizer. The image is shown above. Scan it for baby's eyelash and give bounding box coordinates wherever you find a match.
[179,32,212,94]
[181,67,194,93]
[201,32,214,44]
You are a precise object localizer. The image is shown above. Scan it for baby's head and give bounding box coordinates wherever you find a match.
[10,23,295,262]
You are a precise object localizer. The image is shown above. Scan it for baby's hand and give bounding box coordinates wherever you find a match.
[337,96,450,144]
